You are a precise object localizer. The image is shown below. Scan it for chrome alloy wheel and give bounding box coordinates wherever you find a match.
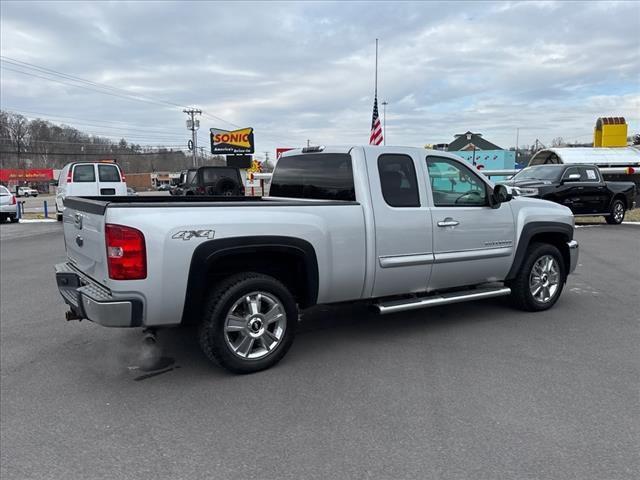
[529,255,560,303]
[223,291,286,360]
[613,202,624,223]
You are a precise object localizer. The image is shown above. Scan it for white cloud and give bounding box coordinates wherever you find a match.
[1,0,638,157]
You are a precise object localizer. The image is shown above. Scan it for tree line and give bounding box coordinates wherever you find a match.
[0,110,225,173]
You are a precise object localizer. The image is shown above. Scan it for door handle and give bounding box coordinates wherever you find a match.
[438,218,459,227]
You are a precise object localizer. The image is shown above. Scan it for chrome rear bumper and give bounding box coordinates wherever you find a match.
[55,262,143,328]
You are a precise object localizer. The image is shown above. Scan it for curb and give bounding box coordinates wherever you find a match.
[16,219,59,223]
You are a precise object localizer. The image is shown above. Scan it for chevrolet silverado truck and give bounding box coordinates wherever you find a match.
[55,146,579,373]
[503,164,636,224]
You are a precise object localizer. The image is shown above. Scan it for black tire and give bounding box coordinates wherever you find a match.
[198,272,297,374]
[509,242,565,312]
[605,199,625,225]
[215,177,240,196]
[56,213,63,222]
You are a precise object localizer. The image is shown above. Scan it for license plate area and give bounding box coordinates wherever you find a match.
[100,188,116,195]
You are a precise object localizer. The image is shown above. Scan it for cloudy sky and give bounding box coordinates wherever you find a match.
[1,0,639,159]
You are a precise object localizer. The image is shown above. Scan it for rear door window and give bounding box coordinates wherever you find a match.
[98,164,121,182]
[579,167,600,182]
[0,186,10,196]
[270,154,355,201]
[377,154,420,207]
[73,164,96,182]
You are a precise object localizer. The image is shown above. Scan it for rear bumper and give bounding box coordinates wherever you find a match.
[567,240,579,274]
[55,262,143,327]
[0,204,17,214]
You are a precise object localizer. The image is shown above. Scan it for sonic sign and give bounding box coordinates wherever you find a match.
[210,127,255,154]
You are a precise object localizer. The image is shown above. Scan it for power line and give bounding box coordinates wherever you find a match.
[0,150,191,156]
[2,106,185,134]
[1,56,298,146]
[1,57,186,109]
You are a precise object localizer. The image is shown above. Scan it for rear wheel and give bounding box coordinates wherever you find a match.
[605,199,625,224]
[510,243,565,311]
[198,272,297,374]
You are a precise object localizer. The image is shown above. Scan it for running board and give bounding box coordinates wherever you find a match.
[374,287,511,315]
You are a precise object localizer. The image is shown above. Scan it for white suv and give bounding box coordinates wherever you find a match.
[17,186,39,197]
[56,161,127,221]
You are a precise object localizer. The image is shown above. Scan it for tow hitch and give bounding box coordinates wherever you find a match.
[65,310,83,321]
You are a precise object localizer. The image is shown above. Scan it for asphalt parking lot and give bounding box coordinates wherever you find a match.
[1,222,638,480]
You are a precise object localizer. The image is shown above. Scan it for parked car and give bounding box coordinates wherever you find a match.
[127,187,137,196]
[170,169,198,195]
[16,186,39,197]
[175,166,244,196]
[156,183,172,191]
[503,164,636,224]
[55,146,578,373]
[0,185,18,223]
[55,161,127,221]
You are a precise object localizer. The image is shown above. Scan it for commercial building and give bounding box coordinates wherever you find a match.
[445,131,516,171]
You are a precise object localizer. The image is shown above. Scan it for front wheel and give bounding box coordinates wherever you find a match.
[509,243,565,311]
[198,272,297,374]
[605,199,625,225]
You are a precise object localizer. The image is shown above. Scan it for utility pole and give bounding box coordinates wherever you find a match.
[515,127,520,166]
[381,101,388,145]
[183,109,202,167]
[306,139,311,148]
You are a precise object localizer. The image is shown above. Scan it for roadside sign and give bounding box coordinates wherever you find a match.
[210,127,255,154]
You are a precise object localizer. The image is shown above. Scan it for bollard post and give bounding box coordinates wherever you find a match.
[44,200,49,218]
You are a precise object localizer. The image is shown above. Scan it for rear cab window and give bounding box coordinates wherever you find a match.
[0,186,10,196]
[98,164,122,182]
[73,164,96,182]
[270,153,355,201]
[201,168,240,185]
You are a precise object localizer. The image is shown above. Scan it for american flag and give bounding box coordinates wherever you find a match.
[369,96,383,145]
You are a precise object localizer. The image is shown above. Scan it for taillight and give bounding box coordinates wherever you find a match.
[66,169,73,183]
[197,186,205,194]
[11,195,16,205]
[120,169,126,182]
[105,224,146,280]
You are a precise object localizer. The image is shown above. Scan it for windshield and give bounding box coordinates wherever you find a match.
[513,166,562,181]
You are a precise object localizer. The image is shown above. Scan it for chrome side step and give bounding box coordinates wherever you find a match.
[374,287,511,315]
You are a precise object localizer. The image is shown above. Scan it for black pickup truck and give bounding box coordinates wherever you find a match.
[503,164,636,224]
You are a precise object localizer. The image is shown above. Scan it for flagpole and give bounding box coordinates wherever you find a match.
[374,38,378,98]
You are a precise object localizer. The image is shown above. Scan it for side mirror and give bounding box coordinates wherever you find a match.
[562,173,581,183]
[491,184,512,208]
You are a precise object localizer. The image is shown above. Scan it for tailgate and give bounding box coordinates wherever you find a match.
[63,199,109,281]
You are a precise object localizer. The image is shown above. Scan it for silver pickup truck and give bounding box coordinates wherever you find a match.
[55,146,578,373]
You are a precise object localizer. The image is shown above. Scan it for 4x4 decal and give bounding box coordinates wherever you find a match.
[172,230,215,241]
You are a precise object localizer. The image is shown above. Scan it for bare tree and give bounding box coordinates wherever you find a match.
[551,137,565,147]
